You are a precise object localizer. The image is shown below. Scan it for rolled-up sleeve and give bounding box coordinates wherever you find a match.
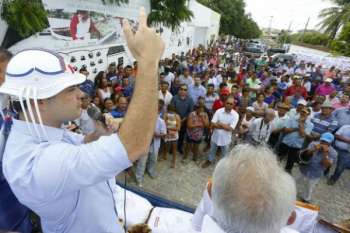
[32,133,132,201]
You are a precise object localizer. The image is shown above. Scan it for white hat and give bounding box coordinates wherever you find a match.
[325,78,333,83]
[0,49,86,141]
[1,49,86,99]
[297,99,307,106]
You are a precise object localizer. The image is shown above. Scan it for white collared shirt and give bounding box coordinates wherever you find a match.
[249,118,274,143]
[211,108,239,146]
[3,119,132,233]
[158,90,173,108]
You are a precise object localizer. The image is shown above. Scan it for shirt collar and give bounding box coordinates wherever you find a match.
[12,119,64,142]
[201,215,226,233]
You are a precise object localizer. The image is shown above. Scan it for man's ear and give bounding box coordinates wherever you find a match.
[287,210,296,225]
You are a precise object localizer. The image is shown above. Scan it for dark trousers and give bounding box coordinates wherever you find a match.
[177,123,187,152]
[279,143,301,173]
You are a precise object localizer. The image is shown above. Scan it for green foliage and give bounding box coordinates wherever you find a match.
[1,0,48,38]
[277,30,292,45]
[290,31,330,46]
[198,0,261,39]
[318,0,350,39]
[148,0,193,32]
[330,22,350,56]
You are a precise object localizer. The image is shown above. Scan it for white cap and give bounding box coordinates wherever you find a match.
[1,49,86,99]
[325,78,333,83]
[297,99,307,106]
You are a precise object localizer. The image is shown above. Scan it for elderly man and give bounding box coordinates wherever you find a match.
[248,108,276,145]
[297,133,337,203]
[195,144,298,233]
[201,97,239,168]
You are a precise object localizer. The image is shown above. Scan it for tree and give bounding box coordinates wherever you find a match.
[318,0,350,39]
[197,0,261,39]
[147,0,193,32]
[1,0,48,38]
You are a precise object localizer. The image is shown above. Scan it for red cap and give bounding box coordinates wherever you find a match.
[114,86,123,92]
[220,88,230,96]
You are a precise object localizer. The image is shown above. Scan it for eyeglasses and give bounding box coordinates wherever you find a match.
[180,88,188,91]
[226,102,234,105]
[6,49,67,77]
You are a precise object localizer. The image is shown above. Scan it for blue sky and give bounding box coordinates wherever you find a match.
[245,0,335,32]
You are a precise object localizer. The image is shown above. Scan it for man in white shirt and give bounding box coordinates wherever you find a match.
[197,144,298,233]
[158,81,173,110]
[201,97,239,168]
[74,93,95,135]
[248,108,275,145]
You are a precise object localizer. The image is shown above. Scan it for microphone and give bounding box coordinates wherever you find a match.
[87,105,107,126]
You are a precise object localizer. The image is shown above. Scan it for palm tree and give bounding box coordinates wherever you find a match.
[148,0,193,32]
[318,0,350,39]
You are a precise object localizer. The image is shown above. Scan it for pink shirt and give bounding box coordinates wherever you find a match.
[315,84,336,96]
[332,101,350,109]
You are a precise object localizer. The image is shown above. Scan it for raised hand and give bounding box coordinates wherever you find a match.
[123,7,165,65]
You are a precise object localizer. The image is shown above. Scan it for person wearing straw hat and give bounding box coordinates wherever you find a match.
[1,8,164,233]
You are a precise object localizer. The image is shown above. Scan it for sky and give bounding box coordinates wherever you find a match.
[244,0,335,32]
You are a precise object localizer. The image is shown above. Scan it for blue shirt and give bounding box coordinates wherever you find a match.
[335,125,350,151]
[189,85,206,104]
[300,141,337,179]
[282,116,314,149]
[111,109,125,118]
[311,113,338,134]
[333,107,350,127]
[3,119,132,233]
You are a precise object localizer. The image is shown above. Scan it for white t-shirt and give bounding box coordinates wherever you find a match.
[249,118,274,143]
[158,90,173,108]
[211,108,239,146]
[75,109,95,135]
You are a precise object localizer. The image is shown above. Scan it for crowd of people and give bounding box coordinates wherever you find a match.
[0,8,349,231]
[73,38,350,204]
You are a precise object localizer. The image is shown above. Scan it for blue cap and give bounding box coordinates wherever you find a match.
[320,132,334,144]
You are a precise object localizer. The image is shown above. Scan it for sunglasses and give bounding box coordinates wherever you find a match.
[6,49,67,77]
[180,88,188,91]
[226,102,234,105]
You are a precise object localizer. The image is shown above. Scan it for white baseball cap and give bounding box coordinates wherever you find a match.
[297,99,307,106]
[325,78,333,83]
[1,49,86,99]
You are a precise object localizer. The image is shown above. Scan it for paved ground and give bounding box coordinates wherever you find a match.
[118,144,350,224]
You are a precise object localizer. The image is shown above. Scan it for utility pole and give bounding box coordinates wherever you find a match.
[302,17,310,40]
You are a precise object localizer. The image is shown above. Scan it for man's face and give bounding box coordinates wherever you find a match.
[126,67,133,76]
[43,86,83,122]
[341,95,350,103]
[224,98,234,111]
[179,86,188,98]
[122,78,129,86]
[184,70,189,77]
[321,107,333,116]
[194,77,201,86]
[161,83,169,92]
[104,99,114,111]
[118,97,128,112]
[264,112,275,122]
[81,95,90,109]
[207,86,214,94]
[0,60,9,86]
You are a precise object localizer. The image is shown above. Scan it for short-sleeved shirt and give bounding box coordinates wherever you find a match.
[299,141,337,179]
[311,113,338,134]
[150,116,167,154]
[204,93,219,112]
[189,85,206,104]
[282,116,314,149]
[333,107,350,127]
[335,125,350,151]
[3,119,132,233]
[211,108,239,146]
[171,95,194,119]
